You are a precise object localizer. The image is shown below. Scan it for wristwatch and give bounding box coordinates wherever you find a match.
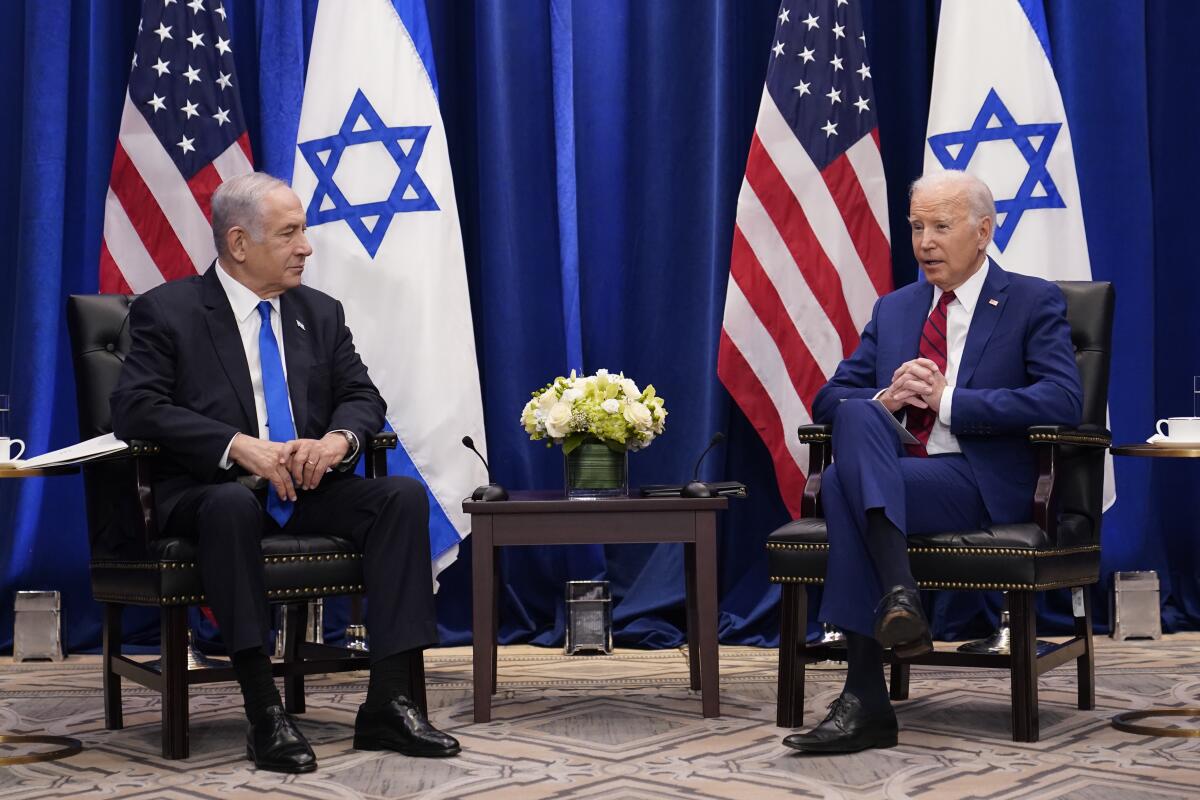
[334,430,358,463]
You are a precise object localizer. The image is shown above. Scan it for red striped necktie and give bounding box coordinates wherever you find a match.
[904,290,956,456]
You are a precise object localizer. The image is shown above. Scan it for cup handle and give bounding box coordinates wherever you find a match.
[9,439,24,460]
[1155,419,1169,438]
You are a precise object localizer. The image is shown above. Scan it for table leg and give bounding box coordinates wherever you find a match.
[694,511,720,717]
[472,516,495,723]
[683,542,700,691]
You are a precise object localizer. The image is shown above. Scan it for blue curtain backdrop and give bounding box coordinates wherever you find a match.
[2,0,1198,654]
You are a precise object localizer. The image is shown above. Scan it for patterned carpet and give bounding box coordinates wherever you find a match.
[2,635,1199,799]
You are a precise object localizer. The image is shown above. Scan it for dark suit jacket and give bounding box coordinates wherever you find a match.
[812,260,1083,525]
[110,265,386,525]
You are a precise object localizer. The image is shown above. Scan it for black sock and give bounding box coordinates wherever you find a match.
[866,508,917,593]
[843,631,890,714]
[365,652,413,710]
[232,647,281,725]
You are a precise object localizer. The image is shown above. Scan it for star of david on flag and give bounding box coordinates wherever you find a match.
[928,89,1065,251]
[298,89,439,259]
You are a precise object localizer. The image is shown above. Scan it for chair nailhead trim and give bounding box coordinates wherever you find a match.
[92,553,362,570]
[266,585,364,598]
[797,434,831,443]
[769,576,1090,591]
[1029,432,1111,447]
[766,542,1101,558]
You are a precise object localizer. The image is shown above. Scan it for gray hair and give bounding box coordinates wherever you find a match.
[211,172,291,257]
[909,170,997,229]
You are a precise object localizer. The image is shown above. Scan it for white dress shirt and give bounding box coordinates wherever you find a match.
[213,263,357,470]
[925,257,991,456]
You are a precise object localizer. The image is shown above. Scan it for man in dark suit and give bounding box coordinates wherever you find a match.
[782,170,1083,754]
[111,172,460,773]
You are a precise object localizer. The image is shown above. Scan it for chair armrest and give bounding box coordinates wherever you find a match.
[796,425,833,518]
[365,431,397,479]
[1028,425,1112,448]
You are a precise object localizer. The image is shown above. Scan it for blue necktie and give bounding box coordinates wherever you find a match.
[257,301,296,527]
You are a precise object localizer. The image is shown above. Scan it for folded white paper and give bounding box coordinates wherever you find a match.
[15,432,129,469]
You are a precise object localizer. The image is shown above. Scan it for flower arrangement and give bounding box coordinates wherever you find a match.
[520,369,667,453]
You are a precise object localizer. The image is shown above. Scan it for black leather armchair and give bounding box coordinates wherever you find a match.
[766,281,1114,742]
[66,293,426,759]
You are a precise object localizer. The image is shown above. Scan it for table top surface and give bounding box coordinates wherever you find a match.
[463,489,728,514]
[0,464,80,478]
[1111,443,1200,458]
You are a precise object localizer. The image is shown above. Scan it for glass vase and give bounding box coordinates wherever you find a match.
[564,440,628,499]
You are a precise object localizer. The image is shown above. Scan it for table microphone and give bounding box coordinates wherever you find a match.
[681,432,725,498]
[462,435,508,501]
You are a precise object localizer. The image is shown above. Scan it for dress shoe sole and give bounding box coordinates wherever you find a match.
[782,731,898,754]
[245,747,318,774]
[353,734,460,758]
[892,632,933,659]
[874,608,929,652]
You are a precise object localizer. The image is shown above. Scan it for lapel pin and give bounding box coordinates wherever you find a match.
[988,298,999,307]
[296,319,306,330]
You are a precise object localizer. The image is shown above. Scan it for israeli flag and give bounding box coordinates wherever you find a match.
[291,0,487,579]
[925,0,1114,508]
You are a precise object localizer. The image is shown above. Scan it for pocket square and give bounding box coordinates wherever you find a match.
[296,319,306,331]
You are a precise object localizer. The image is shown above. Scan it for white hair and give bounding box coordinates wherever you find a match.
[909,170,997,228]
[211,172,291,257]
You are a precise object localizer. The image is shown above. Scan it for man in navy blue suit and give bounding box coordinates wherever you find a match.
[782,170,1083,754]
[111,173,460,772]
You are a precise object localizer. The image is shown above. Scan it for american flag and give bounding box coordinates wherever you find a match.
[718,0,892,518]
[100,0,253,294]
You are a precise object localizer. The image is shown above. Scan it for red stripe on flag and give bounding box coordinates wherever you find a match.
[188,163,223,222]
[821,152,893,297]
[744,135,861,358]
[109,143,196,282]
[99,240,133,295]
[237,132,253,165]
[730,226,827,413]
[717,332,805,519]
[871,129,881,149]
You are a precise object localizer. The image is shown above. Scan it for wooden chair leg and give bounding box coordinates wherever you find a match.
[283,602,307,714]
[890,663,911,701]
[1074,587,1096,710]
[491,555,500,695]
[776,583,807,727]
[684,542,701,691]
[1009,590,1039,742]
[103,603,124,730]
[408,648,428,715]
[161,605,190,759]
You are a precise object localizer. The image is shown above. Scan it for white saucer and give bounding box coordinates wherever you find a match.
[1147,437,1200,446]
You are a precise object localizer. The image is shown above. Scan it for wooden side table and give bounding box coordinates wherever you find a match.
[1109,442,1200,738]
[463,491,728,723]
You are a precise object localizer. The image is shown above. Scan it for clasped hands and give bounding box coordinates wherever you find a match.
[878,357,947,415]
[229,432,351,501]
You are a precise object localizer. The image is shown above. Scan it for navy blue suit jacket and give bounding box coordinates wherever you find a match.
[812,260,1083,525]
[110,265,386,525]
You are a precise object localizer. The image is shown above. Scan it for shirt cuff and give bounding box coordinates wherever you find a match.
[938,387,954,426]
[219,434,237,471]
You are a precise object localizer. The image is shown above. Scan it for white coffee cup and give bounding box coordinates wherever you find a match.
[1155,417,1200,441]
[0,437,25,463]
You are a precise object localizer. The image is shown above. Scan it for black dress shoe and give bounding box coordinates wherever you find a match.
[354,695,461,757]
[874,585,933,658]
[781,693,898,754]
[246,705,317,773]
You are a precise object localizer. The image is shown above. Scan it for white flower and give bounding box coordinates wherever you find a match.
[620,378,640,399]
[537,390,558,414]
[545,401,574,438]
[623,400,652,430]
[601,398,620,414]
[561,388,582,403]
[595,368,609,378]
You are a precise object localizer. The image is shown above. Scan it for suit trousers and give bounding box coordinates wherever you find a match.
[817,399,989,638]
[162,473,439,660]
